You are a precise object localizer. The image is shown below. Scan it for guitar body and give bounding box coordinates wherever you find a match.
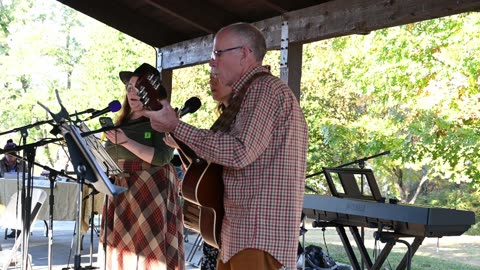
[136,71,224,248]
[182,160,224,248]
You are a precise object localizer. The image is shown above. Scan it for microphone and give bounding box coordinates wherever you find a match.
[69,108,96,118]
[179,97,201,117]
[85,100,122,120]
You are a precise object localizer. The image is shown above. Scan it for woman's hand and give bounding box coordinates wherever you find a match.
[104,127,155,164]
[104,128,128,145]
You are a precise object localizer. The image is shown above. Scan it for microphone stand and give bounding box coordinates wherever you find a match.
[46,170,57,270]
[0,120,53,137]
[305,150,391,181]
[82,189,100,270]
[73,165,87,270]
[1,138,77,270]
[39,165,76,270]
[1,120,150,159]
[20,128,34,270]
[352,150,389,270]
[0,109,98,138]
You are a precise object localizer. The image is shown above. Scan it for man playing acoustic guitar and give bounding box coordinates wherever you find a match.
[145,22,309,270]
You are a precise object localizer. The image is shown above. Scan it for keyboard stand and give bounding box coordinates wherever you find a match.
[372,231,424,270]
[312,221,424,270]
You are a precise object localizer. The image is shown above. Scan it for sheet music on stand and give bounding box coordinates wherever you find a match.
[37,90,126,196]
[60,123,126,197]
[79,122,123,177]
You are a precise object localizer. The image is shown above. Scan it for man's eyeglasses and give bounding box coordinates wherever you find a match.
[211,46,243,60]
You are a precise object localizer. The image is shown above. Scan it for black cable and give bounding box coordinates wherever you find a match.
[322,227,330,256]
[397,239,412,270]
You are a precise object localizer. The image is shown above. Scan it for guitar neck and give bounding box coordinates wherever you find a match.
[171,134,199,166]
[135,72,202,167]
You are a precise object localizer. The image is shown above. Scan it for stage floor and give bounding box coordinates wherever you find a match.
[0,220,202,270]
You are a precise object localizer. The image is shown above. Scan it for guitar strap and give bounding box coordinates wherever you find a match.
[210,71,270,132]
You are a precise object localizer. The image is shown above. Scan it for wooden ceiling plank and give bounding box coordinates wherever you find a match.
[261,0,289,14]
[159,0,480,69]
[158,34,215,69]
[57,0,182,47]
[265,0,329,13]
[146,0,230,34]
[286,0,480,44]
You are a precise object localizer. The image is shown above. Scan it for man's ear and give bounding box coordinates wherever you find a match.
[241,46,251,59]
[239,47,250,66]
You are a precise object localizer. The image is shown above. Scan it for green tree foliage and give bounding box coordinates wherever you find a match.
[0,0,49,141]
[0,0,153,170]
[301,14,480,212]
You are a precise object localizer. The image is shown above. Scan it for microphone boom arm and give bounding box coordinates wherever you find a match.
[305,150,391,179]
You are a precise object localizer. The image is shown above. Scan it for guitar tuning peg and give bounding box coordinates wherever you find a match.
[143,97,150,105]
[138,91,148,100]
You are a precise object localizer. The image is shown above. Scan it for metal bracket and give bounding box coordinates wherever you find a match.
[279,20,289,84]
[156,48,163,80]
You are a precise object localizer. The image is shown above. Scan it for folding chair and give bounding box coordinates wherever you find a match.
[0,189,48,269]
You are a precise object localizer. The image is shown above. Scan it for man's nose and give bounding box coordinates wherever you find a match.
[209,59,216,67]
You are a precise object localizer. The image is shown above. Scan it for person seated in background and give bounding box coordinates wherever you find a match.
[0,139,23,177]
[0,139,24,238]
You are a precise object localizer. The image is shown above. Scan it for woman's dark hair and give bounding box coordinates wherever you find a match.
[210,74,233,115]
[115,94,131,126]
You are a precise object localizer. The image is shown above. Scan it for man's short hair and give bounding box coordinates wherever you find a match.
[223,23,267,62]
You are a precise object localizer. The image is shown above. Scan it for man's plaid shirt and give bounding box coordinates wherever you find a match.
[174,66,309,269]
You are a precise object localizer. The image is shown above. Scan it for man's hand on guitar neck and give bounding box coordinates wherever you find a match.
[143,99,180,133]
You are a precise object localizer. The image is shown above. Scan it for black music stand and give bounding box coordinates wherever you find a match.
[322,167,385,202]
[37,89,126,270]
[61,123,127,270]
[319,167,420,270]
[78,122,122,269]
[321,167,381,270]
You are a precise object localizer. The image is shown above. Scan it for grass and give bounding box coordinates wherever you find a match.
[307,243,480,270]
[301,226,480,270]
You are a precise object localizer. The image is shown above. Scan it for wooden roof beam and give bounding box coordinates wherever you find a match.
[58,0,182,47]
[146,0,238,34]
[159,0,480,69]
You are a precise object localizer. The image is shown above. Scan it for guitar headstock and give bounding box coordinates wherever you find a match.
[136,70,168,111]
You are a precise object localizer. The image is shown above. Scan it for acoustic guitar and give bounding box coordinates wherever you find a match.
[136,71,224,249]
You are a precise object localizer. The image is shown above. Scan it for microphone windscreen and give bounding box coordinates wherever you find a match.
[185,97,201,113]
[109,100,122,112]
